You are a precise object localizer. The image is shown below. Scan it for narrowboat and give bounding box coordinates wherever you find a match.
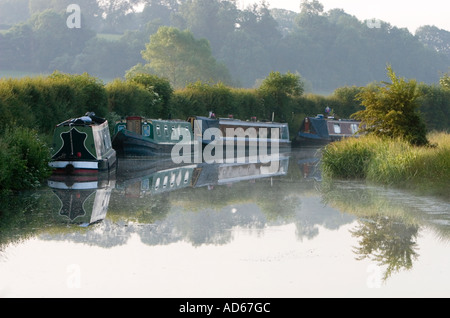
[112,116,196,157]
[49,112,117,174]
[187,115,291,155]
[297,114,361,145]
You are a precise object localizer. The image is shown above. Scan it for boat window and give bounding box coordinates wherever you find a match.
[102,131,111,152]
[333,124,341,134]
[163,176,168,188]
[280,127,288,140]
[164,125,169,137]
[156,125,161,136]
[351,124,359,134]
[184,171,190,184]
[155,178,160,190]
[176,171,182,186]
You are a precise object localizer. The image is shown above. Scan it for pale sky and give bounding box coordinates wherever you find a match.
[240,0,450,33]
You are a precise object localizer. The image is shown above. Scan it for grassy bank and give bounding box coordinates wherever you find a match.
[321,132,450,194]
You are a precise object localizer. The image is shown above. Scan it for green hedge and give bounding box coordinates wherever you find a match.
[0,126,51,192]
[0,72,108,135]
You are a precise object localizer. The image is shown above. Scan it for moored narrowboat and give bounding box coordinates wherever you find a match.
[49,112,117,174]
[297,114,361,145]
[112,116,196,157]
[218,117,291,149]
[187,115,291,152]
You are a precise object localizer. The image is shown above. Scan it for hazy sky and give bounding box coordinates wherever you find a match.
[239,0,450,33]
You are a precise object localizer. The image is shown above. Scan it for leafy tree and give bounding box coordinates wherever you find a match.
[140,26,231,88]
[331,86,364,118]
[98,0,142,33]
[352,65,429,146]
[139,0,177,27]
[300,0,324,16]
[125,72,174,117]
[258,71,304,121]
[440,73,450,90]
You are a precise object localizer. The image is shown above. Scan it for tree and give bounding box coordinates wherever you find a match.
[28,0,102,29]
[440,73,450,90]
[300,0,324,16]
[28,9,95,71]
[174,0,238,54]
[258,71,304,121]
[416,25,450,59]
[352,65,429,146]
[140,26,231,88]
[125,72,174,117]
[331,86,364,118]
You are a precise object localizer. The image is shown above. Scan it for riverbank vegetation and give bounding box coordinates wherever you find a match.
[321,132,450,195]
[321,67,449,194]
[0,126,51,194]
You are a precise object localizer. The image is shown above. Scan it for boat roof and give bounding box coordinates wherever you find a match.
[219,118,288,127]
[123,116,190,124]
[57,113,106,127]
[308,115,359,123]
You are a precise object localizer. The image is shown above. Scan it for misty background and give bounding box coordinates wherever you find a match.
[0,0,449,94]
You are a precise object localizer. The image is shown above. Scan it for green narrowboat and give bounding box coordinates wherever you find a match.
[112,116,196,156]
[49,112,117,174]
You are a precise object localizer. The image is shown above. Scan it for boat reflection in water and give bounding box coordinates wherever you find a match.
[115,154,290,196]
[47,153,289,224]
[47,173,115,227]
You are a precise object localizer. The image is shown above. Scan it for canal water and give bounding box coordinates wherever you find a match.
[0,147,449,298]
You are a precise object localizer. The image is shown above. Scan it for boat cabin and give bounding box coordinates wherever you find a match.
[114,116,193,143]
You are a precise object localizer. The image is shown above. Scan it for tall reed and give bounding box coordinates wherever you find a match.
[321,132,450,193]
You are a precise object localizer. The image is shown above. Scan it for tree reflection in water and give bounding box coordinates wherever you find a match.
[350,215,419,281]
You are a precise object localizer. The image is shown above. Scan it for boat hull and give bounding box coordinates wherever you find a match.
[49,148,117,175]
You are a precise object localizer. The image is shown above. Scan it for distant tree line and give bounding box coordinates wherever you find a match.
[0,0,449,93]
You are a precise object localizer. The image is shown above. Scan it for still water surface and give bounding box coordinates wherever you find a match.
[0,147,449,298]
